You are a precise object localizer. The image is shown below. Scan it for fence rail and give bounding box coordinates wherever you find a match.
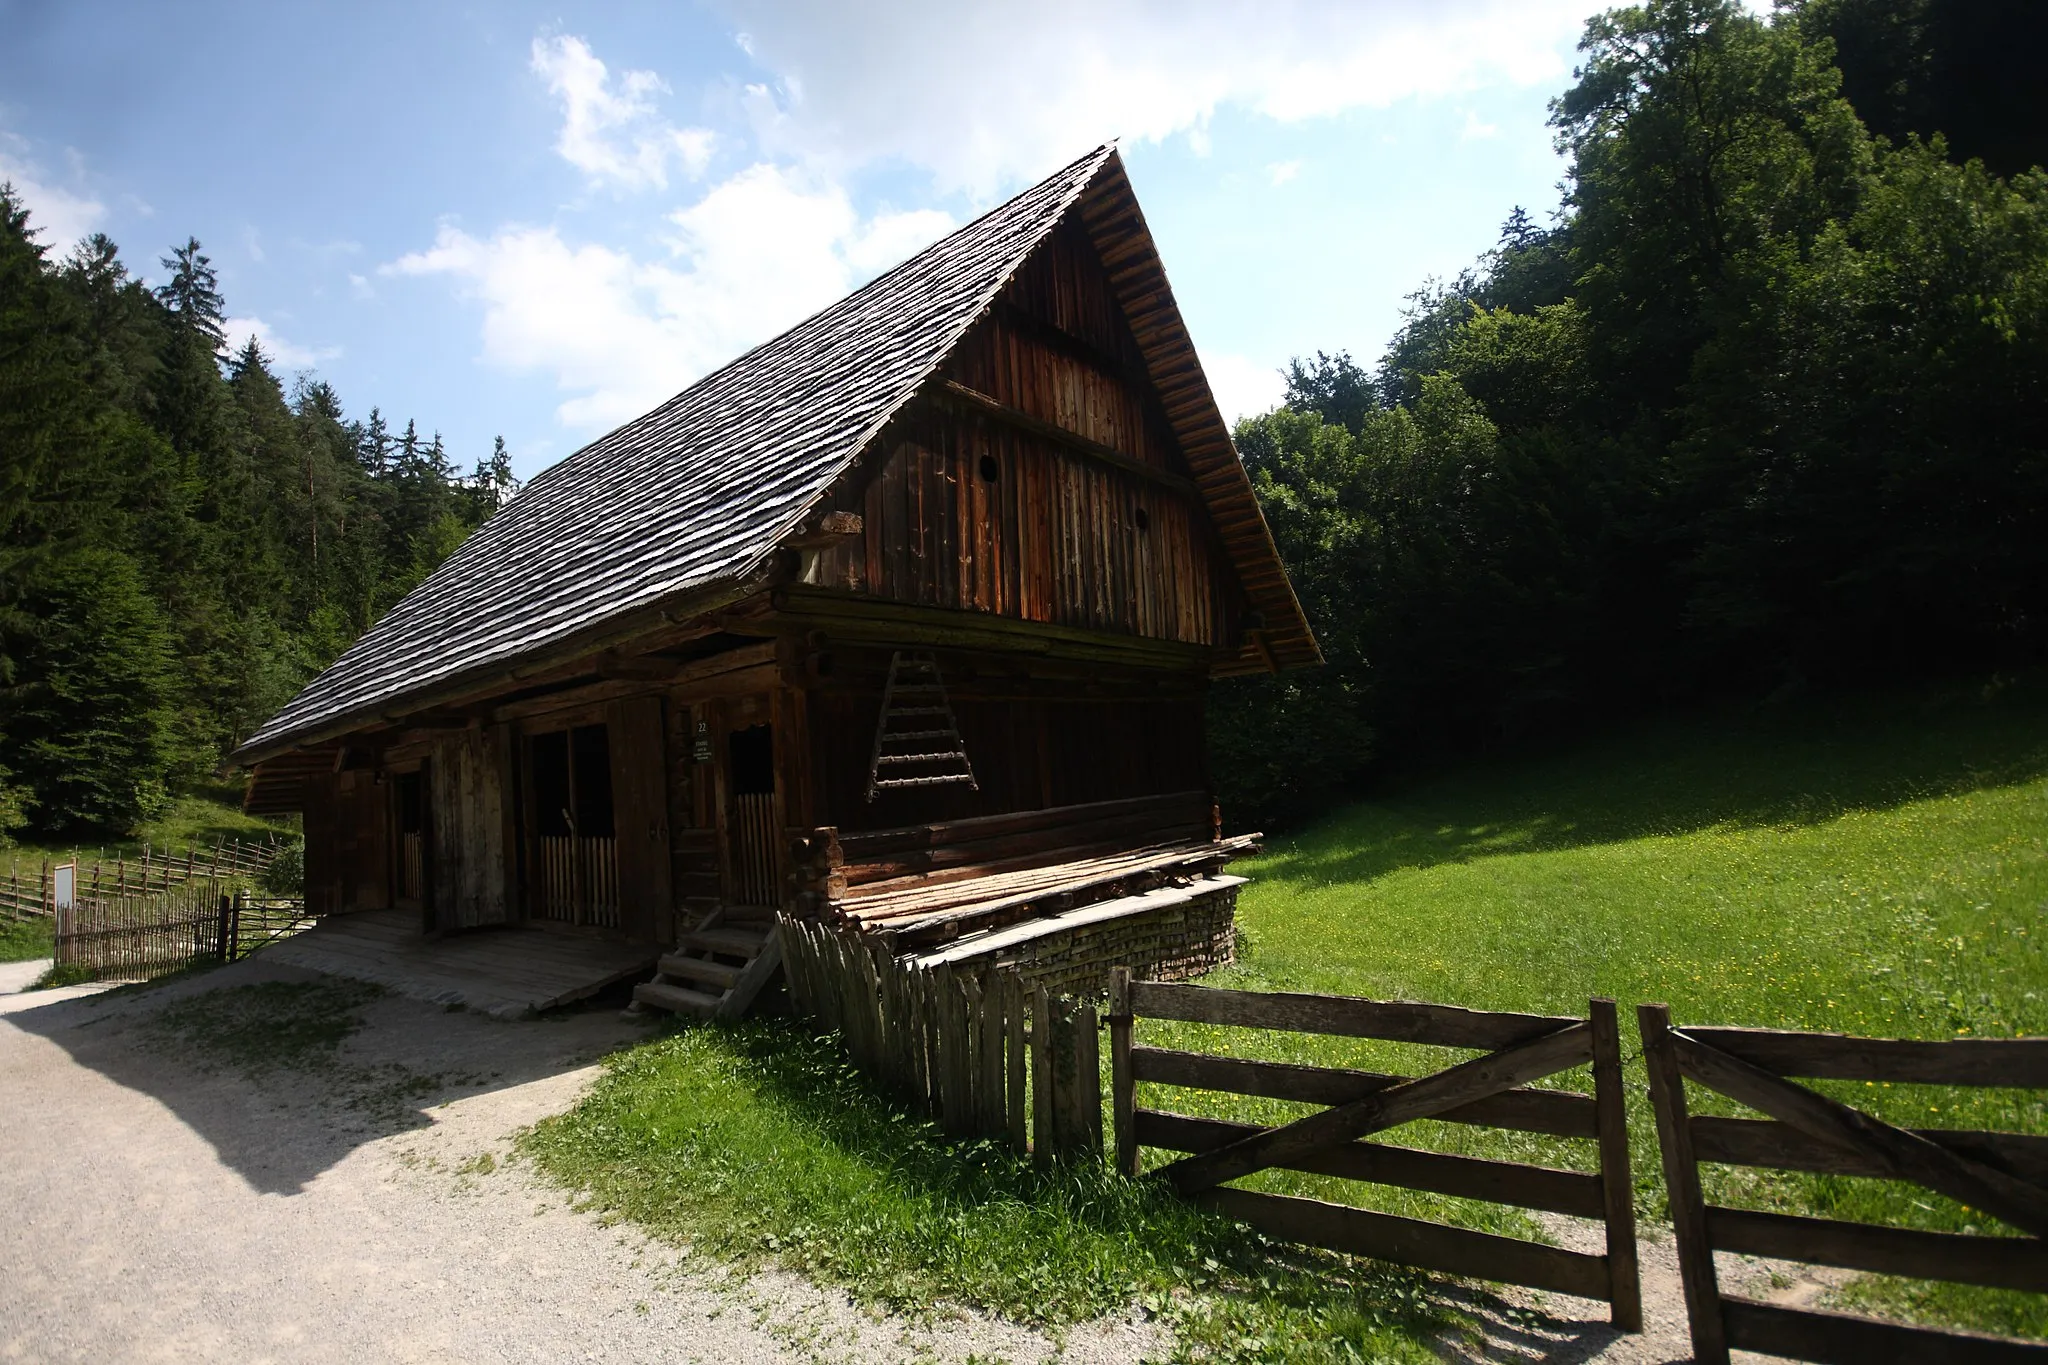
[3,834,286,921]
[779,916,1102,1162]
[1112,975,1642,1328]
[1640,1004,2048,1364]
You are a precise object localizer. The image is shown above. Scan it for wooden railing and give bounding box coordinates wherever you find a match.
[779,916,1103,1162]
[730,792,779,907]
[398,832,424,901]
[533,835,619,929]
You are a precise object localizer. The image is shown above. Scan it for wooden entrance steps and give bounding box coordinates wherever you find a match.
[632,908,783,1020]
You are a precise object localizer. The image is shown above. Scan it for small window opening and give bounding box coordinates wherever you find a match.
[1132,503,1151,532]
[729,724,776,796]
[978,454,1000,484]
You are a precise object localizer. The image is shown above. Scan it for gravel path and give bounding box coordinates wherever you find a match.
[0,958,1157,1365]
[0,955,1824,1364]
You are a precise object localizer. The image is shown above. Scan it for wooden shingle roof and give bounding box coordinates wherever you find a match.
[233,144,1315,766]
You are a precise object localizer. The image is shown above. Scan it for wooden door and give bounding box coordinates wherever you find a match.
[608,695,672,943]
[430,726,513,931]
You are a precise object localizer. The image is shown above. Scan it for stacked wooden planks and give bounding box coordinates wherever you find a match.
[788,790,1254,948]
[780,916,1102,1161]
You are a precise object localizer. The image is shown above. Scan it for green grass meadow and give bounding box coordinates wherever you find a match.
[528,678,2047,1355]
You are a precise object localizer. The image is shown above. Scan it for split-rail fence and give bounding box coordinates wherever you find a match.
[1109,971,1642,1328]
[2,835,286,921]
[1641,1004,2048,1363]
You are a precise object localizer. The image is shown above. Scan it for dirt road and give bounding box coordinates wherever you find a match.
[0,959,1155,1364]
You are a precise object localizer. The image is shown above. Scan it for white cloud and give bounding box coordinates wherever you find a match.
[718,0,1587,196]
[1462,111,1501,140]
[1203,353,1287,427]
[0,132,106,250]
[1267,159,1302,187]
[532,35,716,191]
[221,315,341,369]
[388,163,954,431]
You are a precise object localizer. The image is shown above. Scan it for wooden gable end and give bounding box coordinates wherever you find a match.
[804,217,1241,652]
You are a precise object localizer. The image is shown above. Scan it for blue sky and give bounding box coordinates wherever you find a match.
[2,1,1599,481]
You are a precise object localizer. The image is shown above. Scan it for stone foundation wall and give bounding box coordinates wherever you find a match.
[971,882,1238,998]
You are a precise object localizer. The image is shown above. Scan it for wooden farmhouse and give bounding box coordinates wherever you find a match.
[230,144,1319,1018]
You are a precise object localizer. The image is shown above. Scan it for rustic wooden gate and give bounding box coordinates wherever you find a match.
[1108,971,1641,1328]
[1639,1004,2048,1364]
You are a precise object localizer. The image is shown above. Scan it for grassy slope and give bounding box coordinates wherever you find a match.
[2,778,292,876]
[1178,676,2048,1335]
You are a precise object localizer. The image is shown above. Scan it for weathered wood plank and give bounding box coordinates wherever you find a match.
[1162,1022,1593,1194]
[1202,1187,1612,1301]
[1137,1110,1606,1218]
[1721,1297,2048,1364]
[1705,1206,2048,1292]
[1688,1026,2048,1088]
[1130,1046,1599,1137]
[1130,980,1583,1051]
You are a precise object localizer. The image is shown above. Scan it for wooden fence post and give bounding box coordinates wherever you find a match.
[1639,1003,1727,1365]
[217,893,234,964]
[1589,998,1642,1331]
[1109,966,1137,1177]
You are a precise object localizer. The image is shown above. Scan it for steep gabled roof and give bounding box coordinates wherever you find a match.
[234,144,1315,767]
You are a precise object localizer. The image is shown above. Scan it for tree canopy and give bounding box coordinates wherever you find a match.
[0,197,515,838]
[1217,0,2048,825]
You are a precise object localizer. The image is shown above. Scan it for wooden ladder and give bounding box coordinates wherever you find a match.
[632,908,783,1020]
[865,651,979,801]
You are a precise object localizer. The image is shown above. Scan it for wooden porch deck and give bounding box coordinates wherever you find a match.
[263,909,659,1019]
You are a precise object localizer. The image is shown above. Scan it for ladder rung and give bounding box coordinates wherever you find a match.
[885,706,951,716]
[875,752,969,766]
[872,774,980,790]
[881,729,957,742]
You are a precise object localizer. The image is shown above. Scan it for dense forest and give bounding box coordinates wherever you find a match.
[1212,0,2048,824]
[0,210,513,837]
[4,0,2041,839]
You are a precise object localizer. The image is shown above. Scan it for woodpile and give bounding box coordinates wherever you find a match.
[786,791,1254,949]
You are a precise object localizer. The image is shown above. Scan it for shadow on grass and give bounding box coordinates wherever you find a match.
[1254,676,2048,891]
[522,1017,1648,1363]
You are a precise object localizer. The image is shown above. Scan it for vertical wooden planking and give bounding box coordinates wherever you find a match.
[1031,983,1054,1165]
[1005,974,1029,1152]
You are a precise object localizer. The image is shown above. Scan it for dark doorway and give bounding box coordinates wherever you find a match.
[392,769,428,916]
[525,724,620,929]
[726,722,779,906]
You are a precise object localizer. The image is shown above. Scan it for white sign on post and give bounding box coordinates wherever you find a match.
[53,862,75,912]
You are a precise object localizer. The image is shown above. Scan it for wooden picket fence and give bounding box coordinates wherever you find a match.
[3,834,286,921]
[779,916,1103,1161]
[53,877,239,980]
[52,883,313,982]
